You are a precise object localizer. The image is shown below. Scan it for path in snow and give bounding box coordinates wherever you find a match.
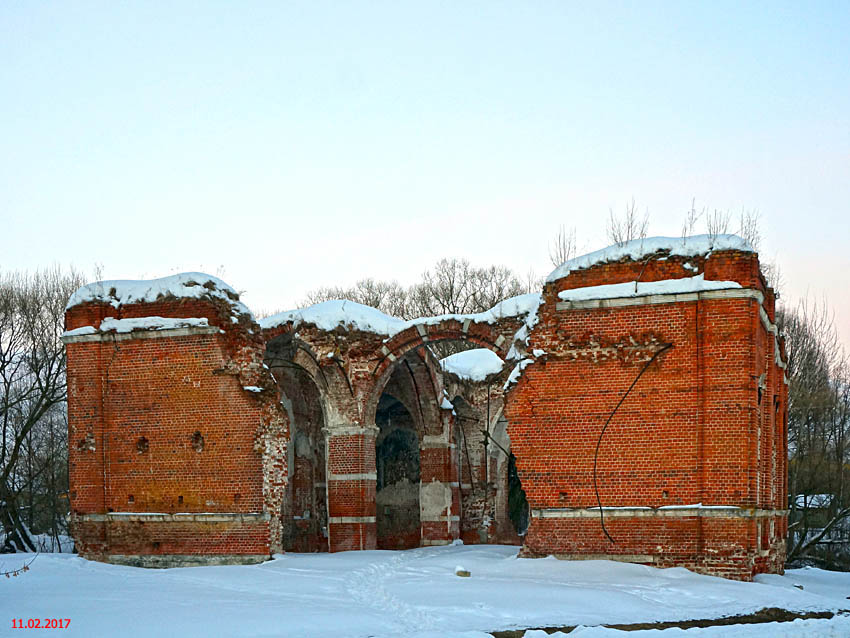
[344,547,437,633]
[2,544,850,637]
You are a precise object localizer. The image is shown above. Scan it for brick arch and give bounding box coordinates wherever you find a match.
[370,347,460,549]
[372,320,511,379]
[377,352,445,437]
[365,319,513,422]
[265,333,329,407]
[263,330,358,425]
[380,389,424,434]
[263,336,331,553]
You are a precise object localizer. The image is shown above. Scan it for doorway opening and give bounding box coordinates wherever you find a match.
[376,393,420,549]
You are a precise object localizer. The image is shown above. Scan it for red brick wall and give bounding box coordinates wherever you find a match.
[505,250,787,580]
[65,297,284,561]
[65,254,788,579]
[73,517,271,559]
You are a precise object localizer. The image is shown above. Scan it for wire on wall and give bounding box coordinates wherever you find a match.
[593,342,673,544]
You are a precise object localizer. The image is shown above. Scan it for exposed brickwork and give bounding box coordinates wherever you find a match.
[72,516,270,558]
[64,246,787,580]
[505,250,787,580]
[443,375,522,545]
[65,292,287,563]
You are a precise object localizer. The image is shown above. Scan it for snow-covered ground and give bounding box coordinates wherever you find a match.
[1,544,848,637]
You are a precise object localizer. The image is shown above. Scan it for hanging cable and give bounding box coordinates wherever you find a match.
[2,553,37,578]
[593,342,673,544]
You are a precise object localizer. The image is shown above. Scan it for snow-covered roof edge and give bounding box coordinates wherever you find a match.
[66,272,254,321]
[259,300,406,335]
[260,292,543,338]
[62,316,213,338]
[546,234,755,283]
[557,274,742,302]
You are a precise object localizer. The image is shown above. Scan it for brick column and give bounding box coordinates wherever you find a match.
[419,434,459,545]
[324,424,378,551]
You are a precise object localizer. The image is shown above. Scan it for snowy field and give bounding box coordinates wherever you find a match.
[2,544,849,637]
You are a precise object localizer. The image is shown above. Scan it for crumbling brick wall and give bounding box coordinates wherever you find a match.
[443,375,522,545]
[504,249,787,580]
[62,247,788,580]
[64,287,287,565]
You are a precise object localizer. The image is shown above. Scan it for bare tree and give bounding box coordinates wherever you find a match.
[549,225,577,267]
[351,279,408,318]
[299,259,528,360]
[300,258,527,324]
[300,279,407,318]
[1,266,83,552]
[683,201,761,250]
[470,266,525,312]
[737,208,762,251]
[780,296,850,566]
[606,198,649,246]
[681,199,703,239]
[406,258,525,319]
[705,208,732,240]
[408,258,479,317]
[522,268,543,296]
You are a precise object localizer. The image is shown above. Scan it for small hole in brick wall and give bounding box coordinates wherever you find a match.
[107,507,114,513]
[136,437,149,453]
[234,493,241,503]
[191,431,205,452]
[662,490,669,498]
[152,541,160,550]
[559,492,569,503]
[127,495,134,503]
[178,495,183,505]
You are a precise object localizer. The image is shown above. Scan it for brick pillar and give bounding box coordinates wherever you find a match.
[65,340,109,556]
[324,424,378,551]
[419,434,459,545]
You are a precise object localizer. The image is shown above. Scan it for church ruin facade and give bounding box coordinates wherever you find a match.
[62,235,788,580]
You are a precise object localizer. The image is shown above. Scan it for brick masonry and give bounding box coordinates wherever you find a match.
[505,250,787,580]
[63,246,787,580]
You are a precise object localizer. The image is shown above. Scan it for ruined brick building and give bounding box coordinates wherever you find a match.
[62,235,788,580]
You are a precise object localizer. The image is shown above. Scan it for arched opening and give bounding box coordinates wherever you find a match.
[278,366,328,552]
[375,393,421,549]
[363,326,523,550]
[265,334,328,552]
[369,344,456,550]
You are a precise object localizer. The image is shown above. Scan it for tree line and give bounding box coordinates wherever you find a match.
[1,267,84,552]
[298,258,534,321]
[781,299,850,567]
[2,204,848,569]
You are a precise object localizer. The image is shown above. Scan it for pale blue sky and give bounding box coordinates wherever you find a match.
[2,2,848,343]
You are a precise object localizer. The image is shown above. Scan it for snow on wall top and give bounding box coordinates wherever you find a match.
[440,348,505,382]
[260,300,407,335]
[66,273,253,320]
[260,293,542,338]
[546,234,754,283]
[62,317,212,338]
[407,293,541,337]
[557,274,742,302]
